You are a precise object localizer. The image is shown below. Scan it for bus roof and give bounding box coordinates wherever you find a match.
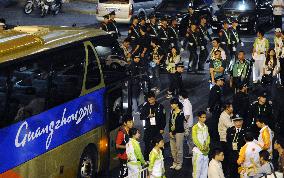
[0,26,107,64]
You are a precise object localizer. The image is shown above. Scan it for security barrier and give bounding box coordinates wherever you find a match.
[125,167,148,178]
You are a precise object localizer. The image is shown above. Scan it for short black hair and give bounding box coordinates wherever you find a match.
[255,115,266,124]
[244,132,254,142]
[147,91,156,98]
[170,98,183,109]
[179,90,188,99]
[238,50,245,54]
[122,114,133,124]
[123,38,131,43]
[0,18,6,24]
[212,38,220,44]
[259,150,270,161]
[129,128,139,138]
[212,148,224,158]
[197,110,206,117]
[152,134,163,145]
[224,101,232,109]
[257,29,265,36]
[275,138,284,148]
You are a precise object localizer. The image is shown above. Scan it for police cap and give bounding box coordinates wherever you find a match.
[232,114,244,121]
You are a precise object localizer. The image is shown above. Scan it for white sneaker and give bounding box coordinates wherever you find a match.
[175,165,182,171]
[170,163,177,169]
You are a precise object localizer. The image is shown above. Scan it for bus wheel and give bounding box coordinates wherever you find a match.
[78,146,97,178]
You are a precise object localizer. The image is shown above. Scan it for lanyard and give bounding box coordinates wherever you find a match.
[222,29,230,44]
[170,27,178,38]
[151,24,157,36]
[232,29,239,43]
[258,105,266,115]
[191,32,198,45]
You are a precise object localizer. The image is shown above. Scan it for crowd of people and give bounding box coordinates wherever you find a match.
[100,5,284,178]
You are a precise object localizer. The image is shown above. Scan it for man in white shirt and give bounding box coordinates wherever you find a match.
[179,91,194,158]
[208,148,225,178]
[272,0,284,29]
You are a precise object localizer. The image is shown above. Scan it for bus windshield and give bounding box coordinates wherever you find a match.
[99,0,129,4]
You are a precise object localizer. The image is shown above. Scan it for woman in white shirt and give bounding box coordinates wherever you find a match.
[208,148,225,178]
[262,48,280,85]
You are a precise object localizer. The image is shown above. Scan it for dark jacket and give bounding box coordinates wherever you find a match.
[229,27,242,48]
[140,102,166,131]
[169,110,185,135]
[226,126,246,153]
[233,91,250,122]
[220,28,231,46]
[198,24,212,47]
[208,85,223,113]
[183,30,200,51]
[168,25,179,44]
[147,22,158,39]
[107,19,121,39]
[157,26,169,49]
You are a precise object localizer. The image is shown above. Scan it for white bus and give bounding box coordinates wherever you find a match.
[95,0,162,24]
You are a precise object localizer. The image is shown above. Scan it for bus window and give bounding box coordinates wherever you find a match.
[9,60,50,122]
[0,71,8,127]
[49,45,85,107]
[85,45,101,90]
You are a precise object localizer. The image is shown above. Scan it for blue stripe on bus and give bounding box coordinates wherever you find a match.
[0,88,106,174]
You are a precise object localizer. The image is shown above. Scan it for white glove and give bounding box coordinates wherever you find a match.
[201,46,205,50]
[181,48,184,52]
[241,42,244,46]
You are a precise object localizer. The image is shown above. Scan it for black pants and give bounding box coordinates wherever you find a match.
[198,47,209,70]
[189,50,198,71]
[280,58,284,84]
[221,141,229,177]
[274,15,282,29]
[119,159,128,178]
[143,127,160,161]
[228,151,240,178]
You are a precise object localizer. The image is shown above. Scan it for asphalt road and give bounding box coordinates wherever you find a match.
[1,6,284,178]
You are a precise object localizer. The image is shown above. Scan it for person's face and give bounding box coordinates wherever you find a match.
[134,131,141,140]
[124,42,130,48]
[110,14,115,19]
[158,140,165,148]
[258,96,267,105]
[276,32,282,37]
[217,79,224,86]
[238,52,245,61]
[256,121,263,128]
[212,40,218,48]
[274,142,280,150]
[223,23,229,29]
[141,20,146,25]
[201,18,207,24]
[148,97,156,105]
[227,104,233,114]
[133,19,138,24]
[171,47,177,54]
[234,120,243,128]
[270,49,276,56]
[150,18,156,24]
[260,157,265,165]
[126,120,134,129]
[104,18,109,23]
[199,114,207,123]
[191,24,197,32]
[216,152,225,161]
[162,20,167,27]
[232,22,238,27]
[188,8,194,14]
[171,103,178,110]
[172,20,178,26]
[134,57,140,63]
[176,66,184,73]
[257,32,263,38]
[215,52,221,59]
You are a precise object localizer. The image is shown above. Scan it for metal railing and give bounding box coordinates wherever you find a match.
[125,167,148,178]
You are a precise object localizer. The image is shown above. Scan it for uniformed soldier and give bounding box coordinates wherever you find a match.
[219,21,231,70]
[182,23,200,73]
[248,92,274,137]
[226,114,246,178]
[128,16,141,55]
[229,20,244,66]
[230,51,251,92]
[157,17,170,53]
[232,85,250,126]
[198,16,212,71]
[209,38,226,62]
[107,11,121,39]
[139,17,147,34]
[168,17,179,49]
[147,14,158,40]
[100,14,110,32]
[207,75,225,142]
[137,26,150,60]
[180,6,198,38]
[140,91,166,161]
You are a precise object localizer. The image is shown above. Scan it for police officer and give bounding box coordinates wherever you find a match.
[226,114,246,178]
[232,85,250,126]
[219,21,231,70]
[147,14,158,41]
[137,25,150,60]
[230,51,251,92]
[198,16,212,71]
[157,17,169,53]
[140,91,166,161]
[229,20,244,64]
[100,14,110,32]
[248,92,274,136]
[208,75,225,142]
[128,16,140,55]
[168,17,179,49]
[180,6,198,37]
[182,23,200,73]
[139,16,147,33]
[107,11,121,39]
